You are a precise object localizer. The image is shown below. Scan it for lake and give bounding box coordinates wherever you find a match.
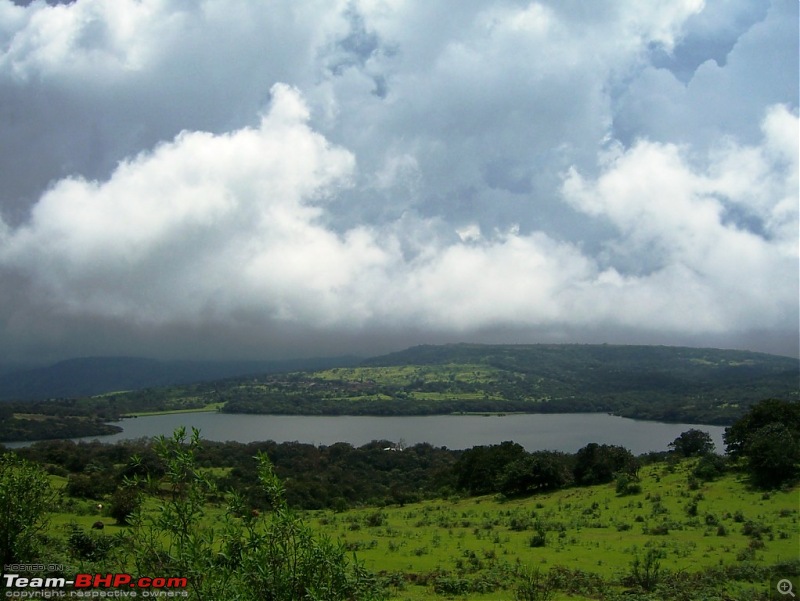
[14,412,728,454]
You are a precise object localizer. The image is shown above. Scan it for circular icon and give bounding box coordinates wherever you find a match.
[777,579,795,597]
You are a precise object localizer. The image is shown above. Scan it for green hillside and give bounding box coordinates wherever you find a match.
[219,344,798,424]
[309,459,798,600]
[1,344,797,441]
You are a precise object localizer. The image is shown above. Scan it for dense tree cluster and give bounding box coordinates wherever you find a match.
[2,399,794,525]
[724,399,800,488]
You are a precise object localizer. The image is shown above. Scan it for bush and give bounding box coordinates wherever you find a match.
[627,549,662,592]
[66,524,117,562]
[0,454,56,565]
[616,473,642,496]
[109,485,141,526]
[514,567,554,601]
[433,576,471,596]
[692,454,727,481]
[124,427,386,600]
[365,512,385,528]
[65,473,116,499]
[528,530,547,548]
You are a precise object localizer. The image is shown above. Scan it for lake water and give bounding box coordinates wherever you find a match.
[12,412,728,454]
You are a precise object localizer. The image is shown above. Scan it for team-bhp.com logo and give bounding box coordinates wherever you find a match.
[4,573,188,598]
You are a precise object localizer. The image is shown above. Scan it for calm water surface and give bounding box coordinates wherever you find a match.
[28,412,728,454]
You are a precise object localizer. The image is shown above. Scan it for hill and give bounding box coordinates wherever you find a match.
[0,343,796,442]
[0,355,361,401]
[366,342,799,403]
[218,343,798,424]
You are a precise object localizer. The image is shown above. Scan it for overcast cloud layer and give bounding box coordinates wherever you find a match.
[0,0,797,363]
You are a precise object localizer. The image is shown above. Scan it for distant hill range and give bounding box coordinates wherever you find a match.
[365,343,799,398]
[0,343,797,408]
[0,355,361,402]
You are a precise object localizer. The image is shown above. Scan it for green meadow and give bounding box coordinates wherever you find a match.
[42,457,799,600]
[304,459,798,599]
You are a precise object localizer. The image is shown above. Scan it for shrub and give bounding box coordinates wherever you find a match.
[66,525,117,562]
[0,454,56,565]
[616,473,642,496]
[365,512,385,528]
[647,523,670,535]
[741,520,771,540]
[528,530,547,548]
[514,567,555,601]
[108,485,141,526]
[627,549,662,592]
[693,454,727,481]
[124,427,386,600]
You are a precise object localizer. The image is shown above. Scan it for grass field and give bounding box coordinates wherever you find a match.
[313,365,507,386]
[120,402,224,417]
[44,457,799,600]
[304,460,798,599]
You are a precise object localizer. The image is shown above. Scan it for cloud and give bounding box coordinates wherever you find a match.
[0,84,368,325]
[613,0,798,150]
[1,85,794,352]
[562,104,798,332]
[0,0,796,361]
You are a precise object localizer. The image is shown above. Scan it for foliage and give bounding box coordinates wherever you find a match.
[454,441,526,495]
[0,453,55,567]
[669,429,715,457]
[724,399,800,488]
[66,524,118,562]
[627,548,663,592]
[11,431,800,601]
[66,472,117,499]
[615,472,642,496]
[574,442,638,485]
[724,399,800,458]
[123,427,385,600]
[498,452,574,496]
[514,567,555,601]
[692,453,728,481]
[745,423,799,488]
[109,484,141,526]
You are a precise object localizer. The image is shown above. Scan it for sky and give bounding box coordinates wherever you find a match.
[0,0,797,364]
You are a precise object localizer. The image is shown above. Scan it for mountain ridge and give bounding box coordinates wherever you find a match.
[0,355,362,401]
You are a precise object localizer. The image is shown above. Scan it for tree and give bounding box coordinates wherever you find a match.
[724,399,800,458]
[669,429,715,457]
[454,441,526,494]
[723,399,800,488]
[498,452,573,496]
[0,453,55,568]
[573,443,637,486]
[745,423,799,488]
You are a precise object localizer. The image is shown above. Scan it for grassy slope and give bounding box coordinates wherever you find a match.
[44,458,798,599]
[307,460,798,599]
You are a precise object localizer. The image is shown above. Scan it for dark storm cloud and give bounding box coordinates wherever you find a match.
[0,0,796,363]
